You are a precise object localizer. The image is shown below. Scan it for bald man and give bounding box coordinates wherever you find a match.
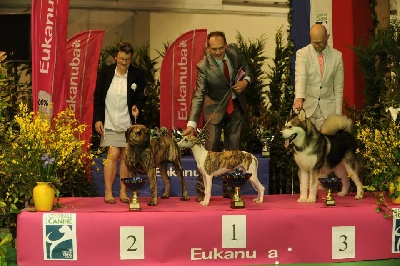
[293,24,344,130]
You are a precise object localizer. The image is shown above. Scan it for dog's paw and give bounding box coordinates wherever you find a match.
[253,197,263,203]
[337,191,347,197]
[147,200,157,206]
[306,197,317,203]
[297,197,308,203]
[354,193,363,200]
[161,194,170,199]
[200,201,209,206]
[180,195,190,201]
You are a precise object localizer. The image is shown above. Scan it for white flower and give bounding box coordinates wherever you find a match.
[131,83,137,91]
[386,106,400,122]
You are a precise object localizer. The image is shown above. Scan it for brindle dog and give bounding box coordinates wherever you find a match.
[125,124,190,206]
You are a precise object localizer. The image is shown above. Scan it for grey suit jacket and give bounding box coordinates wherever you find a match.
[188,44,252,125]
[295,44,344,118]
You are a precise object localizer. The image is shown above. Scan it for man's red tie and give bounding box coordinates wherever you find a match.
[223,59,234,114]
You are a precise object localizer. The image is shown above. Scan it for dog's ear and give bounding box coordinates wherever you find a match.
[125,126,133,142]
[298,109,306,121]
[144,126,150,135]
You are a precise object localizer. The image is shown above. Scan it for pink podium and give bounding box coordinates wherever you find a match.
[17,193,400,265]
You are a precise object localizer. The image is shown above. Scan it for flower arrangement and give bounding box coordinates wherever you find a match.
[2,103,95,189]
[357,106,400,210]
[39,153,56,182]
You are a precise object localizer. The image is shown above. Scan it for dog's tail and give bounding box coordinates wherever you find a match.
[320,114,354,135]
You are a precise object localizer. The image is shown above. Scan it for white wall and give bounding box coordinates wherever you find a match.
[149,12,288,70]
[65,9,288,76]
[67,10,150,52]
[1,3,288,73]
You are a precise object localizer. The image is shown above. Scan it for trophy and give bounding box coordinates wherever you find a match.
[220,169,252,209]
[120,176,148,211]
[256,128,274,158]
[318,176,340,206]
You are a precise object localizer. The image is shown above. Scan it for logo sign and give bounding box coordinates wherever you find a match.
[393,208,400,253]
[43,213,77,260]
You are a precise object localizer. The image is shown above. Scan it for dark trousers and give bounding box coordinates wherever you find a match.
[197,102,244,195]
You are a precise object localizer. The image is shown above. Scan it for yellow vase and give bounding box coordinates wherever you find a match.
[33,182,55,211]
[389,177,400,204]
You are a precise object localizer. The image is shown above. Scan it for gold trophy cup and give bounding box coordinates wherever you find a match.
[318,176,340,206]
[221,170,252,209]
[120,177,148,211]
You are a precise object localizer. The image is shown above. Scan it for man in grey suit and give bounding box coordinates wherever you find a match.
[183,31,253,201]
[293,24,344,130]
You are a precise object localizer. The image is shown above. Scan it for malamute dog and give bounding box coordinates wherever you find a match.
[281,111,363,203]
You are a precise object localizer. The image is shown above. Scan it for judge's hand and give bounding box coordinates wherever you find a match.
[95,121,104,135]
[232,80,248,94]
[132,105,139,117]
[293,98,304,111]
[183,126,195,136]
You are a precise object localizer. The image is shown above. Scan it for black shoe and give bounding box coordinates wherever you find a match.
[196,192,205,202]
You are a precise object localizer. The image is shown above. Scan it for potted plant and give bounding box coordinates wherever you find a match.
[2,103,94,211]
[356,106,400,215]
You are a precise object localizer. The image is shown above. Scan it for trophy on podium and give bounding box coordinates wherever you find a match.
[256,127,274,158]
[318,176,340,206]
[220,169,252,209]
[120,176,148,211]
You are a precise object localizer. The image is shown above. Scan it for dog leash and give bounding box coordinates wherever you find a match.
[132,106,139,124]
[199,89,233,132]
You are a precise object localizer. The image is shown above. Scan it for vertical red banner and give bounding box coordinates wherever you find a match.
[332,0,371,110]
[31,0,70,116]
[63,30,105,146]
[160,29,207,129]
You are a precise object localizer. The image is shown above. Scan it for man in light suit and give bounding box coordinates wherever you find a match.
[183,31,253,201]
[293,24,344,130]
[293,24,344,198]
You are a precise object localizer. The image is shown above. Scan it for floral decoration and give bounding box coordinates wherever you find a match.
[357,107,400,200]
[2,103,95,186]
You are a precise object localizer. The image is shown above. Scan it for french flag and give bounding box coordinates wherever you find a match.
[291,0,372,110]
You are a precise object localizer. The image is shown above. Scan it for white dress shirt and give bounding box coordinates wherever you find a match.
[104,69,131,132]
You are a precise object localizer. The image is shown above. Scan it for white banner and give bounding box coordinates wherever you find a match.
[310,0,333,47]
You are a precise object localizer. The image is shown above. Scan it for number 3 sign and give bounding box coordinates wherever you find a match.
[332,226,355,259]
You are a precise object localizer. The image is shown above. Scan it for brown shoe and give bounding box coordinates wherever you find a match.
[104,198,116,204]
[120,198,130,204]
[196,192,205,202]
